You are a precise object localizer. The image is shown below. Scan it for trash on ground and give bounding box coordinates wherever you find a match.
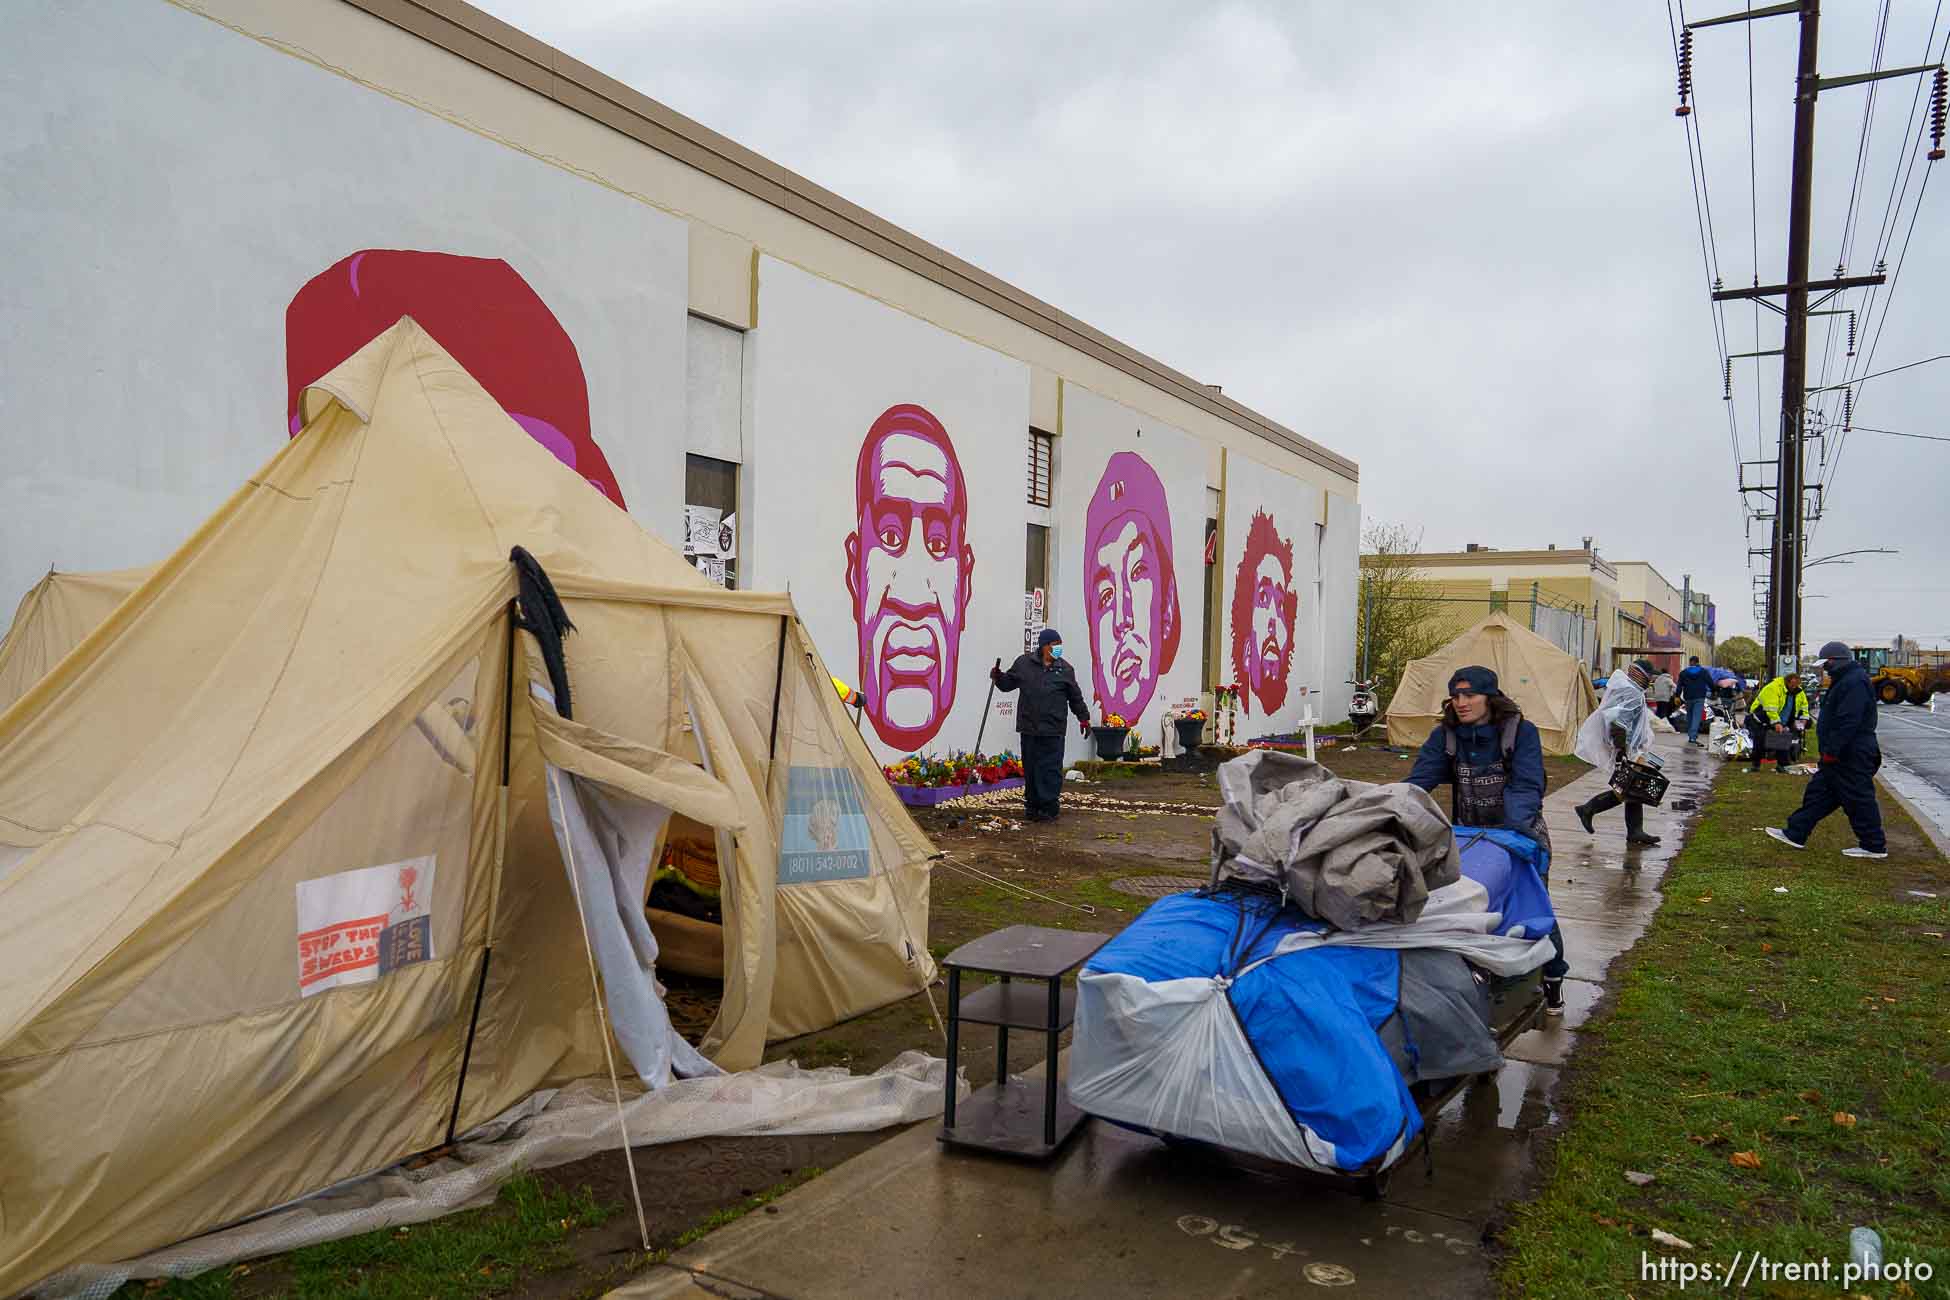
[1624,1170,1656,1186]
[1650,1229,1695,1250]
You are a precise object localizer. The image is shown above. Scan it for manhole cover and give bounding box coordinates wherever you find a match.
[1111,874,1207,898]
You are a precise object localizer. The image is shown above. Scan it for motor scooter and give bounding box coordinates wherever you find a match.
[1347,677,1381,735]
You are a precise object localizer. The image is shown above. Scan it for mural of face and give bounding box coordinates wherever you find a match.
[1229,510,1298,715]
[285,250,625,507]
[1083,452,1179,724]
[844,405,974,751]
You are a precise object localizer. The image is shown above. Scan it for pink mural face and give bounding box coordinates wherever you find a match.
[1083,452,1179,723]
[1229,510,1298,716]
[844,405,974,751]
[285,250,624,507]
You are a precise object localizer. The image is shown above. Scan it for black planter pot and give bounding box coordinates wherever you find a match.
[1173,718,1206,751]
[1090,726,1130,760]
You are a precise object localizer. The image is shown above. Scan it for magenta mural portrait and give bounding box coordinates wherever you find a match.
[844,404,975,751]
[1230,510,1298,716]
[1082,452,1180,724]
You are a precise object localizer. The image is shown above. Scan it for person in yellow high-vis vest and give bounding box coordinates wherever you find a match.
[1745,672,1810,771]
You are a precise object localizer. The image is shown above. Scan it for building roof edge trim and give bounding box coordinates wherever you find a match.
[337,0,1356,482]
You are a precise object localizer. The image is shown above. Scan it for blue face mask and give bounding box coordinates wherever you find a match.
[1049,645,1063,659]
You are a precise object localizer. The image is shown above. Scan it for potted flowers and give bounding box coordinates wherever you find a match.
[1173,708,1208,752]
[881,750,1026,807]
[1091,712,1131,760]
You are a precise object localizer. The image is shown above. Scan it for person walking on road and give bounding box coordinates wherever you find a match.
[992,628,1090,823]
[1573,659,1662,848]
[1746,671,1810,772]
[1765,641,1887,859]
[1406,665,1568,1012]
[1677,655,1715,745]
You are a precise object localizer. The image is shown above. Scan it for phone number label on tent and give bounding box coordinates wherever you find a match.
[296,856,437,995]
[779,766,872,884]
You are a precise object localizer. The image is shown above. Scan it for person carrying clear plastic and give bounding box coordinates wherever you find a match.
[1573,659,1662,848]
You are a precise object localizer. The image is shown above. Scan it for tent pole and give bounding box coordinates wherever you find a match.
[766,613,788,763]
[443,602,517,1147]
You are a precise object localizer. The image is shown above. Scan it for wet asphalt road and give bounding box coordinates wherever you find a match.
[1876,703,1950,801]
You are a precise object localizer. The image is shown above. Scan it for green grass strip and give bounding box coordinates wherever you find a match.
[1498,767,1950,1297]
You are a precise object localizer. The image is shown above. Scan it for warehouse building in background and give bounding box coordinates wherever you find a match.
[1375,543,1713,675]
[3,0,1360,762]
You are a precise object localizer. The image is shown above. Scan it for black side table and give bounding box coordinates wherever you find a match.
[939,924,1110,1160]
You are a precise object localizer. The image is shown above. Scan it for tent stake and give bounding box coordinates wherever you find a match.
[443,603,517,1147]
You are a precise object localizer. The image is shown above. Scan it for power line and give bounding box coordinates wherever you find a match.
[1808,14,1946,548]
[1670,0,1748,487]
[1807,352,1950,392]
[1811,1,1892,427]
[1846,424,1950,444]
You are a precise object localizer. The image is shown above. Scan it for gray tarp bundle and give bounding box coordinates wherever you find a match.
[1212,750,1461,929]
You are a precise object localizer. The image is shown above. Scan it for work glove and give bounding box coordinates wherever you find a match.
[1819,752,1838,765]
[1078,719,1089,739]
[989,666,1002,685]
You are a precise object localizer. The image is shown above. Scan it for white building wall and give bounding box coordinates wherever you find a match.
[2,0,688,613]
[748,259,1029,761]
[1050,385,1210,760]
[1221,451,1326,735]
[2,0,1362,753]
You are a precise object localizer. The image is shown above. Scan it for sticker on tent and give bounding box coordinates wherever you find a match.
[779,766,872,884]
[295,856,437,995]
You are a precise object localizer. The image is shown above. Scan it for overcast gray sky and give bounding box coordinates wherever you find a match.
[478,0,1950,650]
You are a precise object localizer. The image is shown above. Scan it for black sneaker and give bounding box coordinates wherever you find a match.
[1575,803,1596,835]
[1627,831,1662,847]
[1543,979,1565,1014]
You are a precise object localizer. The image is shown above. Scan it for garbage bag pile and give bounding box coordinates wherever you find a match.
[1071,754,1556,1176]
[1707,718,1752,759]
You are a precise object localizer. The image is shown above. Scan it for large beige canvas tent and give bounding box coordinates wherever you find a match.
[0,320,936,1295]
[1384,612,1599,756]
[0,566,149,715]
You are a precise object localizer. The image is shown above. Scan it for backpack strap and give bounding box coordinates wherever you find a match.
[1499,715,1520,760]
[1444,725,1457,759]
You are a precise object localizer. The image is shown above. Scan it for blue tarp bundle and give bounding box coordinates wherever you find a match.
[1070,829,1556,1174]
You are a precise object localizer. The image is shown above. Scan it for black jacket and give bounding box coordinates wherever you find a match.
[994,653,1089,737]
[1816,657,1878,759]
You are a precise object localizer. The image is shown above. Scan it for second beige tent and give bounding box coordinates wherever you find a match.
[1384,612,1599,755]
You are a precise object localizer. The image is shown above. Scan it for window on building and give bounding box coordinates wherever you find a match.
[1025,522,1048,593]
[1027,429,1053,508]
[1489,589,1508,613]
[683,453,738,589]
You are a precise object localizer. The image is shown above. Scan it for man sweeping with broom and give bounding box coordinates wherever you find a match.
[992,628,1090,822]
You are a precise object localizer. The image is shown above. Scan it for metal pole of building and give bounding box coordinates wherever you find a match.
[1768,0,1820,672]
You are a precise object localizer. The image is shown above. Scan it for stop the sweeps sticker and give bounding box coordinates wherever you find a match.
[295,856,437,996]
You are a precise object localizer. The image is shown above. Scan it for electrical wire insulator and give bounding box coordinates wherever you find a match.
[1723,357,1733,401]
[1842,388,1853,432]
[1929,66,1947,161]
[1676,29,1695,117]
[1846,310,1857,358]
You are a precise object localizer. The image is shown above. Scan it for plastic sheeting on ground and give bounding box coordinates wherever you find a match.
[34,1052,953,1299]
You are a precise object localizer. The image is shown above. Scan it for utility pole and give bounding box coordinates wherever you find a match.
[1687,0,1945,670]
[1771,0,1820,675]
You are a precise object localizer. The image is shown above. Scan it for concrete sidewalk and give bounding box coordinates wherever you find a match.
[614,730,1719,1300]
